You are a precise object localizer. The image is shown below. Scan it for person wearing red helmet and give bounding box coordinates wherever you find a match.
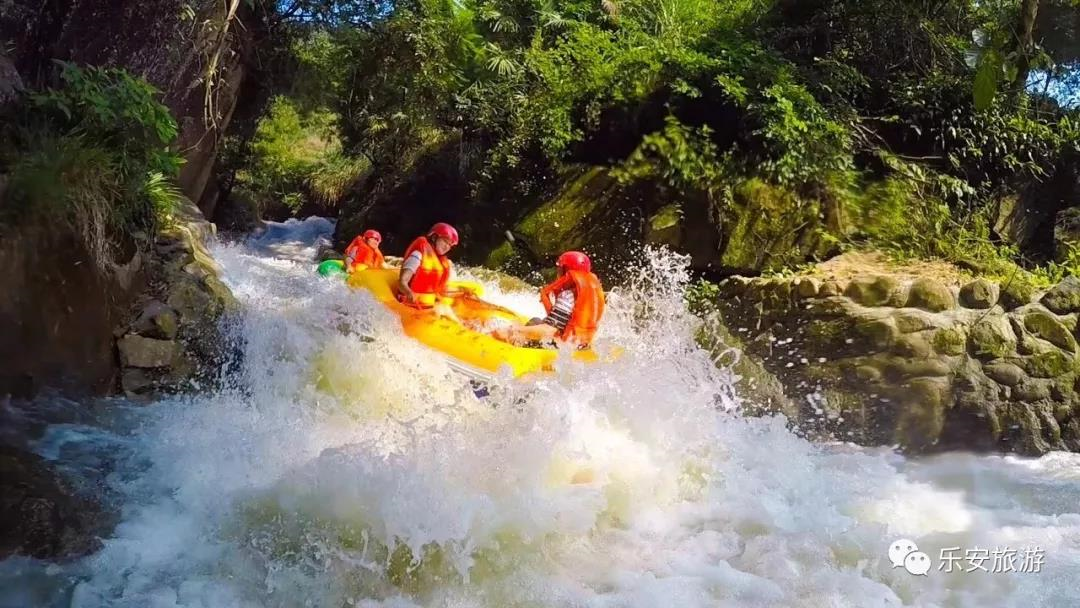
[492,250,605,349]
[398,222,460,308]
[343,229,385,272]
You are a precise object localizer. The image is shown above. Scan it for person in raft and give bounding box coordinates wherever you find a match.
[492,251,605,349]
[397,222,461,309]
[343,229,385,272]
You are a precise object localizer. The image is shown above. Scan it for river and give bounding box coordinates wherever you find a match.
[2,217,1079,607]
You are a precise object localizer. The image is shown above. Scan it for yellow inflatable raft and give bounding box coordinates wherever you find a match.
[345,268,601,378]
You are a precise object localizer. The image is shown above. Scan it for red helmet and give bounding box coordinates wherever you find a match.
[557,251,591,272]
[363,229,382,243]
[428,222,459,246]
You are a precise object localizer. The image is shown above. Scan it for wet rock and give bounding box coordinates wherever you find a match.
[984,362,1026,387]
[894,377,951,451]
[315,244,342,263]
[1024,309,1077,353]
[1041,276,1080,315]
[0,446,103,560]
[959,279,999,309]
[968,316,1018,360]
[117,335,178,368]
[844,275,904,307]
[121,368,156,395]
[906,278,956,312]
[130,300,179,340]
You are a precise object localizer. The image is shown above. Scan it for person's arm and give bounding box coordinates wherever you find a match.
[398,251,422,301]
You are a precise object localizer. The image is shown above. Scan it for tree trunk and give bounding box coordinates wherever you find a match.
[1014,0,1040,91]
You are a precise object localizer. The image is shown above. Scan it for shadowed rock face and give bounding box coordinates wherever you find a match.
[0,446,105,560]
[0,0,254,398]
[0,231,141,397]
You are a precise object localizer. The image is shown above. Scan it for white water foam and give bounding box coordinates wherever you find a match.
[2,216,1079,608]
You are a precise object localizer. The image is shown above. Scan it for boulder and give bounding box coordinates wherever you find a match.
[844,275,905,307]
[1041,276,1080,315]
[905,278,956,312]
[130,300,179,340]
[893,309,948,333]
[968,316,1018,360]
[1023,350,1076,379]
[931,327,967,356]
[1000,278,1039,310]
[819,280,843,297]
[793,277,821,299]
[854,318,900,351]
[1024,310,1077,353]
[959,279,999,309]
[984,362,1026,387]
[117,335,178,368]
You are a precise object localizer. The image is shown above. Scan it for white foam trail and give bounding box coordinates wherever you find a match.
[1,218,1078,608]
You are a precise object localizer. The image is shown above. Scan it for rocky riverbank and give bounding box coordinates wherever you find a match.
[708,255,1080,455]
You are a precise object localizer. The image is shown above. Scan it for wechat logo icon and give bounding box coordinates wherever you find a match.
[889,539,931,576]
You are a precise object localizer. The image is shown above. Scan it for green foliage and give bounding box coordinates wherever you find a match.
[2,62,184,272]
[237,96,365,214]
[30,61,182,176]
[273,0,1079,283]
[612,116,726,200]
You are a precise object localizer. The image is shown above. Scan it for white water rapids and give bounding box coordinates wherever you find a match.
[3,217,1080,607]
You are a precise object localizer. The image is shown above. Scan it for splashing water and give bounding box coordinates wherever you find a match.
[3,216,1080,608]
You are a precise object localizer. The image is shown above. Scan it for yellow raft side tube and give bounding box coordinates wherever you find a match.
[345,268,599,377]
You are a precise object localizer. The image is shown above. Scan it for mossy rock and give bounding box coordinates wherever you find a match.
[892,333,932,358]
[999,277,1039,310]
[854,318,899,351]
[719,179,822,273]
[1023,310,1077,353]
[646,204,683,248]
[1041,276,1080,315]
[483,240,518,269]
[844,275,905,307]
[931,327,967,356]
[893,377,952,451]
[893,309,947,333]
[513,166,617,258]
[959,279,999,309]
[805,318,856,349]
[793,277,821,299]
[1023,350,1077,379]
[984,361,1026,386]
[820,280,843,297]
[883,357,954,380]
[905,278,956,312]
[968,316,1017,360]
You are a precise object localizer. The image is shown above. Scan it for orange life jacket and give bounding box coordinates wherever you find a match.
[540,269,605,347]
[344,237,385,271]
[401,236,452,306]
